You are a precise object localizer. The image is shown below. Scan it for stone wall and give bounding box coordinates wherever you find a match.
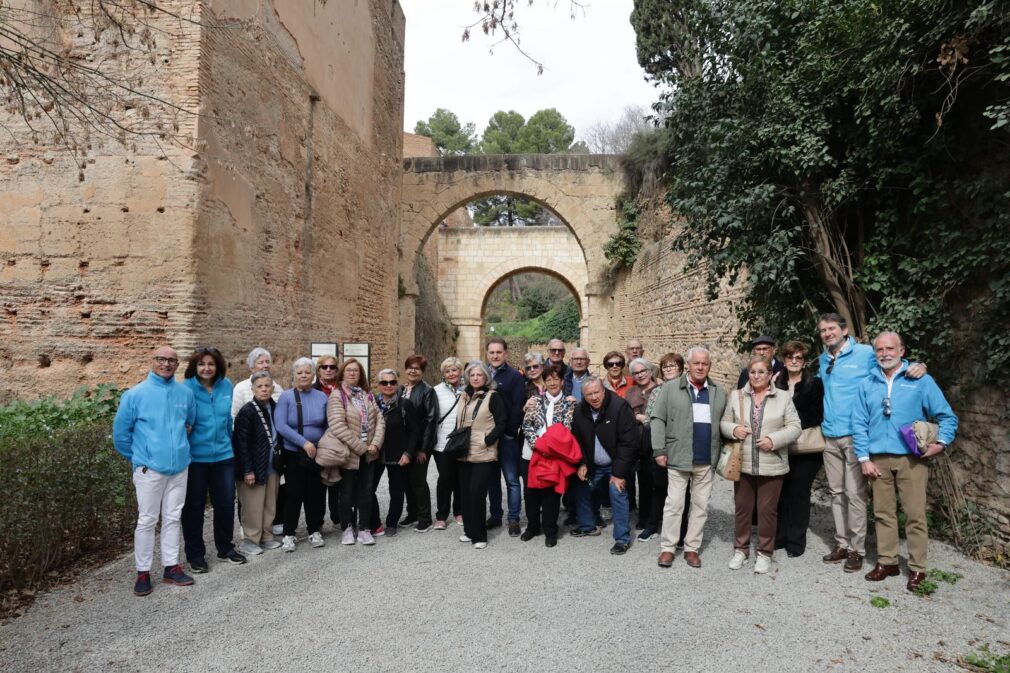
[0,0,406,397]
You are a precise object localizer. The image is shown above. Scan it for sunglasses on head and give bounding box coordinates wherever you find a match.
[195,346,220,355]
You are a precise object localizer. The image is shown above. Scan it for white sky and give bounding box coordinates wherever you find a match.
[400,0,662,141]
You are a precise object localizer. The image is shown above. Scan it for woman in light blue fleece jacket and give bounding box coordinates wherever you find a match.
[180,347,247,573]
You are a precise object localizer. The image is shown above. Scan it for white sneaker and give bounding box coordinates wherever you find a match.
[281,535,296,553]
[238,540,263,556]
[458,534,471,543]
[357,530,375,545]
[341,528,356,545]
[271,524,284,536]
[308,532,325,548]
[473,541,487,549]
[754,554,772,574]
[728,550,748,570]
[261,539,282,550]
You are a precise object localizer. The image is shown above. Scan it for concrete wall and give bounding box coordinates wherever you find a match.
[0,0,406,397]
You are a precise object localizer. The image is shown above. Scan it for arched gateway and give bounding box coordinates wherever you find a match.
[398,154,625,363]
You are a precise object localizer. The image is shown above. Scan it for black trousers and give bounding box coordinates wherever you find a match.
[459,461,496,543]
[326,482,341,525]
[369,462,409,529]
[525,486,561,539]
[272,482,286,527]
[338,460,376,531]
[433,450,462,521]
[776,452,824,555]
[636,456,655,526]
[403,456,433,527]
[282,452,325,536]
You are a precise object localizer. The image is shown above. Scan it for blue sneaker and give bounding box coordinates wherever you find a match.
[162,564,195,586]
[134,571,152,596]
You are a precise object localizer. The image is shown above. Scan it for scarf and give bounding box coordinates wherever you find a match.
[343,385,370,435]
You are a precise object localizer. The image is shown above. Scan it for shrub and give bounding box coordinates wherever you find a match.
[0,386,134,596]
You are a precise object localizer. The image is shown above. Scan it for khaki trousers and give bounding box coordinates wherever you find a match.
[660,464,714,554]
[870,454,929,572]
[823,436,867,555]
[237,473,279,545]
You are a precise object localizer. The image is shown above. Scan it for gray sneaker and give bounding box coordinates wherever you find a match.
[357,530,375,545]
[261,539,282,551]
[238,540,263,556]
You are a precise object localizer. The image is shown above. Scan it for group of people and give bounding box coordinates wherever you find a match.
[112,313,958,597]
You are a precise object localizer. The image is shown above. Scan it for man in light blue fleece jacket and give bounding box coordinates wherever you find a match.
[852,331,957,592]
[113,346,197,596]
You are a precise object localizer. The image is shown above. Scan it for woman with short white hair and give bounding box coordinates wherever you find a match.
[231,347,284,418]
[273,357,329,552]
[432,357,465,529]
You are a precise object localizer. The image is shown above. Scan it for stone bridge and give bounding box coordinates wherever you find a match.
[398,154,625,363]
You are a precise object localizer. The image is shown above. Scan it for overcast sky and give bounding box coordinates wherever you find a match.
[399,0,662,141]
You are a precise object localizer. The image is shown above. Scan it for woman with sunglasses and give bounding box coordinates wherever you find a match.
[602,351,632,398]
[624,357,661,540]
[721,356,801,574]
[774,341,825,557]
[313,355,342,530]
[523,351,546,400]
[368,369,418,536]
[181,347,246,572]
[432,357,465,529]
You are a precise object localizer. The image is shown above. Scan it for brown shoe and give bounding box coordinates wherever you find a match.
[684,551,702,568]
[864,562,900,581]
[657,551,675,568]
[843,551,864,573]
[822,546,848,564]
[906,571,927,592]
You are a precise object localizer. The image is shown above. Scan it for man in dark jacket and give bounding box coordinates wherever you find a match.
[485,338,527,536]
[736,335,786,389]
[569,376,640,555]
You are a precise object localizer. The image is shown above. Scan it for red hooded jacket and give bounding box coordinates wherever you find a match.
[528,424,583,495]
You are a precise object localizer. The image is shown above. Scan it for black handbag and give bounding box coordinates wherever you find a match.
[443,394,484,459]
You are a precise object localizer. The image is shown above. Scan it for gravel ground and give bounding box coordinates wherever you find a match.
[2,472,1008,673]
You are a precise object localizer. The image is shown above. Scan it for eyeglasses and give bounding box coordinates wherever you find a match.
[571,357,589,362]
[661,364,679,370]
[882,396,892,417]
[785,354,804,361]
[379,380,398,386]
[605,361,624,369]
[153,356,179,365]
[632,369,649,377]
[406,366,422,372]
[549,348,565,353]
[318,364,338,370]
[526,363,541,369]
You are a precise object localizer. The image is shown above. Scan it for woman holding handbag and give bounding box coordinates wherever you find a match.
[233,371,283,555]
[455,361,507,549]
[432,357,465,529]
[774,341,825,557]
[721,356,801,574]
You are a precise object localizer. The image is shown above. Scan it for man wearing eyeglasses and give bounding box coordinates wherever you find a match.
[113,346,197,596]
[852,332,957,592]
[817,312,927,573]
[563,348,591,402]
[546,339,569,380]
[736,335,785,389]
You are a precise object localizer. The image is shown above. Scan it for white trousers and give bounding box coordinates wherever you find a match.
[132,466,188,572]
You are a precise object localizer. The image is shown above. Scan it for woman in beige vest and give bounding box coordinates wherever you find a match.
[456,361,507,549]
[721,356,801,574]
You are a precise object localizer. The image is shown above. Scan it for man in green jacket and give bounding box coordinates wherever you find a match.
[650,347,728,569]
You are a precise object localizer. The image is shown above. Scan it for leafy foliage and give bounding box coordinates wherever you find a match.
[604,201,644,268]
[414,108,477,155]
[869,596,890,608]
[964,644,1010,673]
[631,0,1010,384]
[487,298,581,343]
[0,387,134,598]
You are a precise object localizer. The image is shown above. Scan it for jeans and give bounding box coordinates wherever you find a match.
[589,464,631,544]
[488,435,522,523]
[181,459,236,561]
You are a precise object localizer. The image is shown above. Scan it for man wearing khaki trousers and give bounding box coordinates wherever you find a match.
[852,332,957,592]
[650,347,727,569]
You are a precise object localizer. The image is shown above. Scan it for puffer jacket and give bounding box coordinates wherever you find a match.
[232,398,277,485]
[720,384,801,477]
[320,387,384,470]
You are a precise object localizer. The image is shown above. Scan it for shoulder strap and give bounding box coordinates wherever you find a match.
[438,392,461,424]
[294,389,304,436]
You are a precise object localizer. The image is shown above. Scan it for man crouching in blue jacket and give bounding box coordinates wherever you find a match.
[852,332,957,593]
[113,346,197,596]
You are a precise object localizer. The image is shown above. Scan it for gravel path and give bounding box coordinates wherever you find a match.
[2,473,1008,673]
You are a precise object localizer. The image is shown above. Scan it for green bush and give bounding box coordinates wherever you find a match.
[0,386,134,594]
[487,297,580,343]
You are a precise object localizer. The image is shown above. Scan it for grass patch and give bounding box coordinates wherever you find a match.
[962,644,1010,673]
[869,596,890,608]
